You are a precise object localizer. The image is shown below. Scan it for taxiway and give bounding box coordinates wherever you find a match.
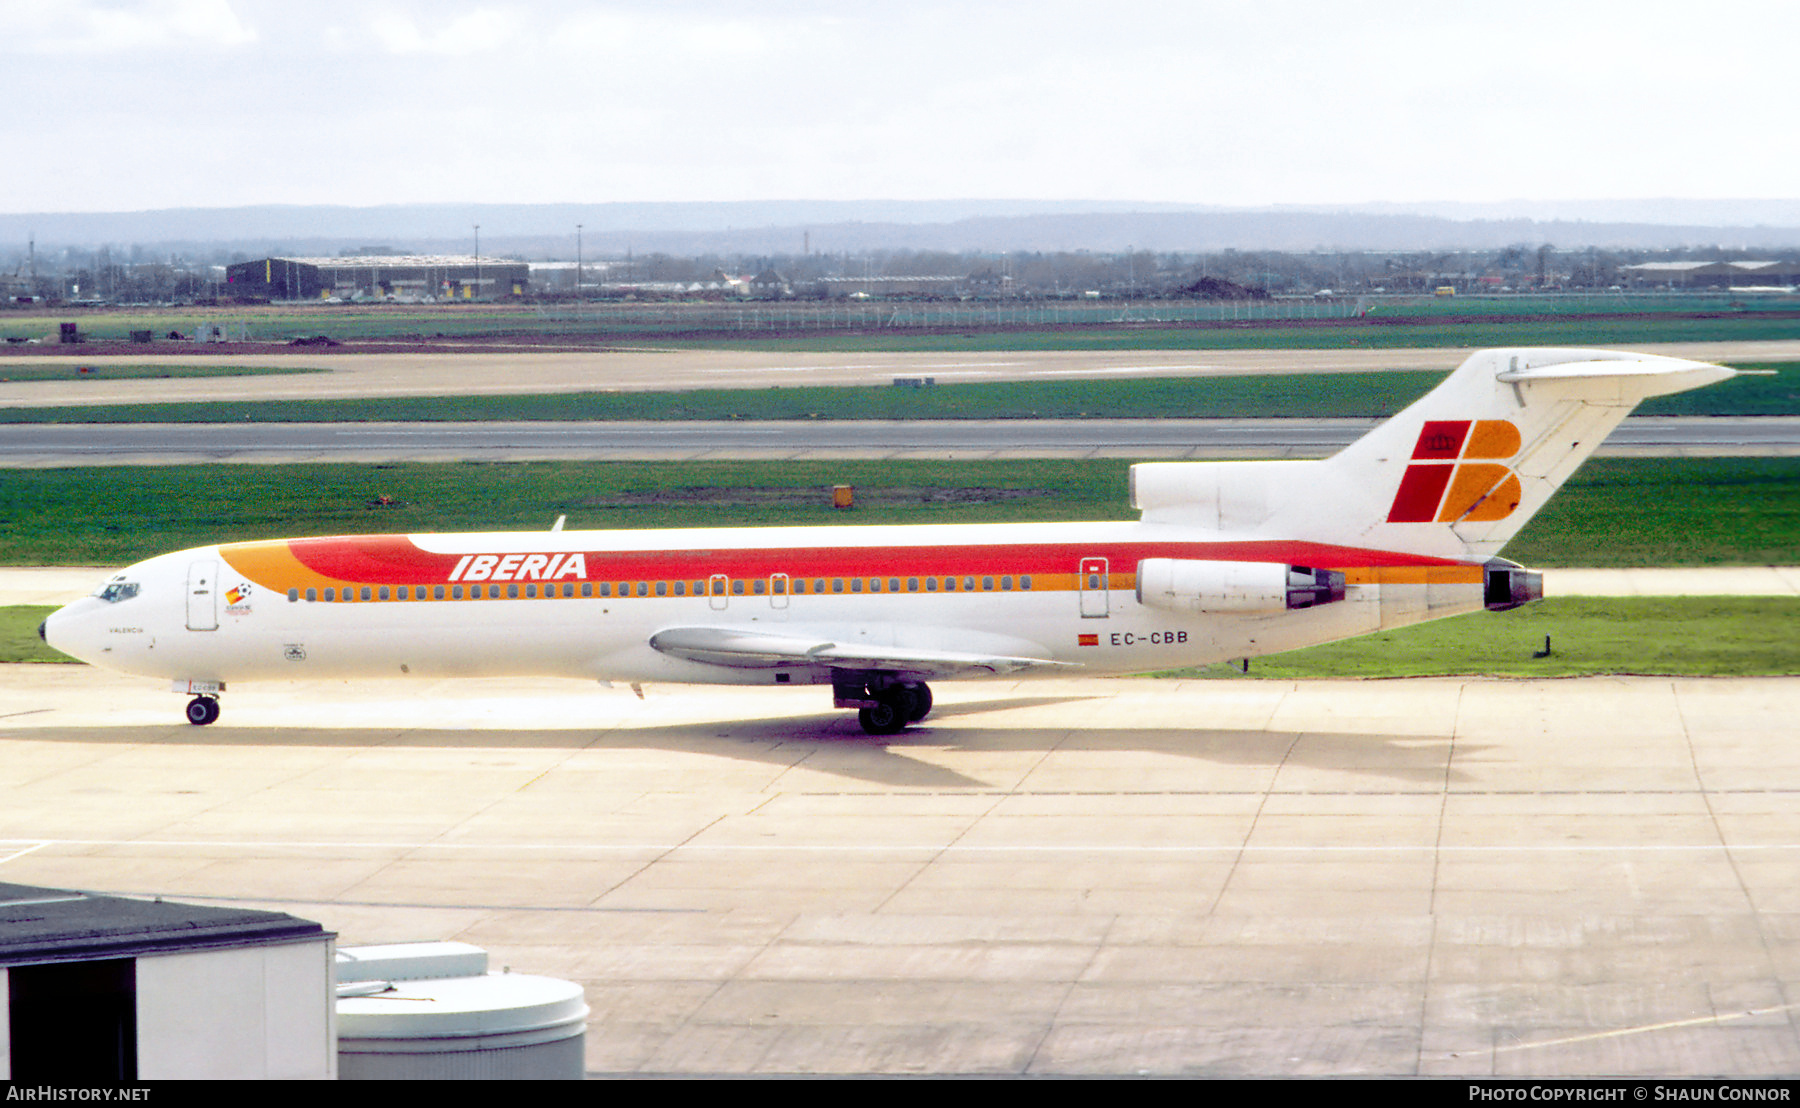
[1,340,1795,409]
[0,667,1796,1075]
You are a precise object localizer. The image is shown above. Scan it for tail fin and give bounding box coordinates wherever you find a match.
[1132,348,1736,561]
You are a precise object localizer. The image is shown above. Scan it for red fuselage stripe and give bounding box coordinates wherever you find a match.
[265,535,1469,586]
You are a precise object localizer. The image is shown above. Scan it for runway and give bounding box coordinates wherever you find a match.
[3,416,1797,466]
[1,340,1794,410]
[1,667,1797,1075]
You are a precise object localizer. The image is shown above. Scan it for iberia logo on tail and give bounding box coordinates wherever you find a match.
[1386,420,1523,523]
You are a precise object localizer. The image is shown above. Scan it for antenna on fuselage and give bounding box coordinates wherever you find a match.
[551,515,566,532]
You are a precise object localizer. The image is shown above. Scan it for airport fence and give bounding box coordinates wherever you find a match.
[529,297,1367,334]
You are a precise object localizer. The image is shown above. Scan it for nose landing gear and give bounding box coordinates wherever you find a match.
[185,696,220,726]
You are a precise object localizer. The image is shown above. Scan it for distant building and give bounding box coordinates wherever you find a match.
[225,255,530,300]
[1619,260,1800,288]
[747,268,792,299]
[815,275,966,299]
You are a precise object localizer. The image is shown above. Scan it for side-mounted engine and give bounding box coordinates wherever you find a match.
[1135,559,1347,615]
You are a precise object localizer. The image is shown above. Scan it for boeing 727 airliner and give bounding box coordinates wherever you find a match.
[42,348,1736,733]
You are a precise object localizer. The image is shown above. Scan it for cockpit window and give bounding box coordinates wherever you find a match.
[96,582,140,603]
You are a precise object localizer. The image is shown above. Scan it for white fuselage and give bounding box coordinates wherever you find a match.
[43,517,1488,690]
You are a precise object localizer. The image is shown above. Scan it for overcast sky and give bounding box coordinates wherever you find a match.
[3,0,1794,215]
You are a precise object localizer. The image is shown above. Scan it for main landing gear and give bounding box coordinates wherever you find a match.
[850,680,933,736]
[185,695,220,726]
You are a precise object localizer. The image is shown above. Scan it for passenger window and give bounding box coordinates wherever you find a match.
[452,585,463,599]
[656,582,668,597]
[378,586,390,601]
[584,583,596,597]
[732,580,744,595]
[325,588,336,602]
[1021,576,1033,590]
[753,579,766,595]
[489,585,502,599]
[526,584,538,598]
[290,588,300,602]
[868,578,880,593]
[851,579,863,593]
[434,585,445,600]
[963,577,975,592]
[1001,576,1013,591]
[982,577,994,591]
[672,582,685,597]
[832,579,844,593]
[925,578,937,592]
[361,587,372,601]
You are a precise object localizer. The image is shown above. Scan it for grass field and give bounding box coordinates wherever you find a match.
[0,361,1791,423]
[6,295,1798,346]
[0,364,325,383]
[0,456,1792,567]
[681,315,1800,352]
[1162,597,1800,679]
[14,597,1797,674]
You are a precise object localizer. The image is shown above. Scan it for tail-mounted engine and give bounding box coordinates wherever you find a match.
[1483,559,1543,611]
[1135,559,1347,615]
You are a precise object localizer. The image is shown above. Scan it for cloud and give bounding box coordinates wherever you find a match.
[2,2,1798,211]
[0,0,257,54]
[365,7,518,56]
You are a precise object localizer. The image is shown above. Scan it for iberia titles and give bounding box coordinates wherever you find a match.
[446,553,589,583]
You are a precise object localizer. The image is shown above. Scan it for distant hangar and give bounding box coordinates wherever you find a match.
[224,254,530,301]
[1619,259,1800,288]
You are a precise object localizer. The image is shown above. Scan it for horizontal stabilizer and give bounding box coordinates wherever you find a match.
[1494,354,1736,398]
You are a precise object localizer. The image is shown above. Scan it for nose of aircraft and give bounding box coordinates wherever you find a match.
[39,599,99,664]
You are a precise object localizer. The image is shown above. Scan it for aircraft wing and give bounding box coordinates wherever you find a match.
[648,626,1070,679]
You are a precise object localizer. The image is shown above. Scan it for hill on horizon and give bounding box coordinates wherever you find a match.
[3,199,1799,258]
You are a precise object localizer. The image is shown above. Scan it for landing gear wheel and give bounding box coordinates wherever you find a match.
[185,696,220,726]
[857,697,907,736]
[901,681,933,722]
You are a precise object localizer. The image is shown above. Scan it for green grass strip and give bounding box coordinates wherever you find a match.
[0,364,326,383]
[670,314,1800,352]
[1167,597,1800,678]
[0,605,58,663]
[0,456,1793,567]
